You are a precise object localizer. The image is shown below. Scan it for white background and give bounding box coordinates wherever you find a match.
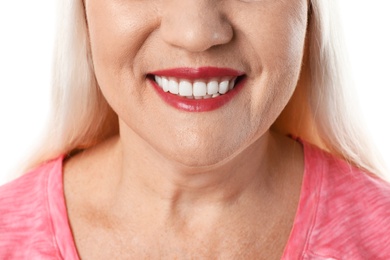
[0,1,389,185]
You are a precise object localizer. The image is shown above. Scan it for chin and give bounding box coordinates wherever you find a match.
[169,152,233,169]
[159,136,244,169]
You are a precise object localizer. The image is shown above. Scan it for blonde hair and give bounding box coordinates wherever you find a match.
[24,0,386,177]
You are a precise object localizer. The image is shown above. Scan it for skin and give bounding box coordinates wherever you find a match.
[64,0,309,258]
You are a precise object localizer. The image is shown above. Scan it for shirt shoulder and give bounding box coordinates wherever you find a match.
[0,157,64,259]
[303,142,390,259]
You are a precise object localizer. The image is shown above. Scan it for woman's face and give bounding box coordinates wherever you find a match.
[85,0,309,167]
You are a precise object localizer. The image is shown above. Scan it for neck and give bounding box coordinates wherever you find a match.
[64,125,303,230]
[111,127,287,211]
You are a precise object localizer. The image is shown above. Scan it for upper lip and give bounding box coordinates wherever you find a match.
[148,67,245,80]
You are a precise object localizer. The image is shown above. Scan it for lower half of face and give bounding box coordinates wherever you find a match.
[87,0,309,167]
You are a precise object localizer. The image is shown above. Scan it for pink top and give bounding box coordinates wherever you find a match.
[1,141,390,259]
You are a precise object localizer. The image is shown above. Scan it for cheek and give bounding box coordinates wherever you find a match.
[254,8,307,74]
[85,0,162,123]
[242,3,308,130]
[86,0,158,91]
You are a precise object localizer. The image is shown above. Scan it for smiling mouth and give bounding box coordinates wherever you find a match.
[149,75,245,99]
[147,67,247,112]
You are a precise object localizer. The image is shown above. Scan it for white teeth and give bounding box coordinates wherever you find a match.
[154,76,239,98]
[229,79,235,90]
[155,76,162,86]
[162,77,169,92]
[168,79,179,94]
[193,81,207,97]
[207,80,219,95]
[219,80,229,94]
[179,80,192,96]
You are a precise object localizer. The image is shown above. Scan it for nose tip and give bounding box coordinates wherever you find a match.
[160,1,233,53]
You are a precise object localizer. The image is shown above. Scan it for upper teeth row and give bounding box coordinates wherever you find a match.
[154,75,237,99]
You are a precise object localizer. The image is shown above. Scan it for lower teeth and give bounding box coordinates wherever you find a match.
[181,93,221,99]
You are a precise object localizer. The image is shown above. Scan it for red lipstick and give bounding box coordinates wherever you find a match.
[151,67,243,80]
[148,67,246,112]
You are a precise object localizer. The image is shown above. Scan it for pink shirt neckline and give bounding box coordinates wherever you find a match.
[52,140,318,258]
[281,140,324,258]
[3,138,390,258]
[46,155,80,259]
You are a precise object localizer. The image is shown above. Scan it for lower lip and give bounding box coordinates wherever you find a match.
[149,78,246,112]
